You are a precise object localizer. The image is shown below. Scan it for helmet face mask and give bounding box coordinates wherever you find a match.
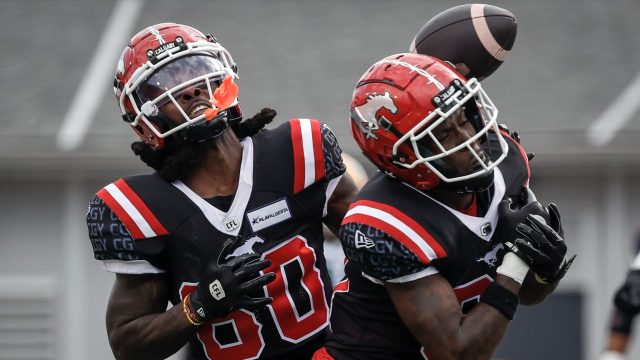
[350,53,509,191]
[115,23,241,149]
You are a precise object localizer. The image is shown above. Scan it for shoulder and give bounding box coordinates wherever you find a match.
[490,128,531,194]
[342,196,448,266]
[253,119,345,194]
[86,193,167,274]
[95,175,171,240]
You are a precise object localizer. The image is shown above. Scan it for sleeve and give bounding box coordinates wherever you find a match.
[289,119,346,195]
[340,222,436,283]
[86,195,167,274]
[340,200,449,283]
[320,122,346,182]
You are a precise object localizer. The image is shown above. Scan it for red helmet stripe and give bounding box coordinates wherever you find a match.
[97,179,168,239]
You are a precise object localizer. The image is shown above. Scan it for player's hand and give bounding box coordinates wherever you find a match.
[614,269,640,318]
[508,213,576,284]
[497,187,548,245]
[189,236,276,320]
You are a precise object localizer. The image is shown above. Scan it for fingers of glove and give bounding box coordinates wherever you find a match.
[224,253,262,270]
[514,238,553,265]
[236,296,273,310]
[505,241,535,265]
[515,223,548,246]
[239,272,276,293]
[234,259,272,280]
[519,186,537,206]
[498,198,515,216]
[527,214,563,243]
[218,236,243,264]
[547,203,563,235]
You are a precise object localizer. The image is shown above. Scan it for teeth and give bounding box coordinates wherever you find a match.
[190,104,210,117]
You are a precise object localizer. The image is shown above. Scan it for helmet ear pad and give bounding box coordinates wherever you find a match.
[133,121,165,149]
[132,113,176,149]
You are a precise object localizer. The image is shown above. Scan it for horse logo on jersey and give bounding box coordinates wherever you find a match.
[351,92,398,139]
[225,235,264,259]
[476,243,504,267]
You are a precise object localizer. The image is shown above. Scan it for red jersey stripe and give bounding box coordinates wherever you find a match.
[113,179,169,237]
[310,119,325,182]
[97,187,145,239]
[344,213,431,264]
[347,200,447,258]
[290,119,306,193]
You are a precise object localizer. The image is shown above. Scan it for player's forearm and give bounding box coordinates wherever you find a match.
[446,275,519,359]
[108,304,197,360]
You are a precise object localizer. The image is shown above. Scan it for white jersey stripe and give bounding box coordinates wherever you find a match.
[345,205,438,261]
[299,119,317,188]
[104,183,157,238]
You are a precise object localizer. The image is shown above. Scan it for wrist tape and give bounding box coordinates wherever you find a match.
[480,281,519,320]
[497,252,529,284]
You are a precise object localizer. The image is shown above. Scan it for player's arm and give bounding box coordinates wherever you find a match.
[386,248,529,360]
[324,174,358,236]
[386,272,521,360]
[601,265,640,359]
[318,121,358,236]
[106,273,197,360]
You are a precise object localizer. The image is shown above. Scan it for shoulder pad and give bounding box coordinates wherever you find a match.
[289,118,326,193]
[342,199,447,264]
[96,178,169,240]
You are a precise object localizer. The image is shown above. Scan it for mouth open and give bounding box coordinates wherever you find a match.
[189,103,212,118]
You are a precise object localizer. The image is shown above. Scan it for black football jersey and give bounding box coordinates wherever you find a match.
[86,119,345,360]
[325,131,530,360]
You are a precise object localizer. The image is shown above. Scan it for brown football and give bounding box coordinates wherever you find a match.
[410,4,517,80]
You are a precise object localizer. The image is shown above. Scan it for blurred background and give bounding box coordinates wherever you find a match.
[1,0,640,359]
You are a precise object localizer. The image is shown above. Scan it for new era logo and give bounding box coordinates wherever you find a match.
[355,230,375,249]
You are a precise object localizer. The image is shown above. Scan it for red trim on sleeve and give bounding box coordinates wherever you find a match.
[290,119,306,193]
[97,186,145,239]
[113,179,168,236]
[500,129,530,186]
[344,213,432,264]
[348,200,447,259]
[310,119,325,182]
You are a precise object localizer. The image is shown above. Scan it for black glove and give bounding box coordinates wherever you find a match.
[510,211,576,283]
[614,269,640,318]
[497,186,550,245]
[189,236,276,320]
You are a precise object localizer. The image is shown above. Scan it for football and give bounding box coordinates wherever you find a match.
[409,4,517,80]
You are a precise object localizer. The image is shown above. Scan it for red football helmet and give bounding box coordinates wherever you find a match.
[350,53,508,191]
[114,23,242,148]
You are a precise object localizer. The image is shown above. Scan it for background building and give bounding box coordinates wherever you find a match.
[1,0,640,359]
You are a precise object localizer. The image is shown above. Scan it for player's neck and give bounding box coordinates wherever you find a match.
[183,130,243,198]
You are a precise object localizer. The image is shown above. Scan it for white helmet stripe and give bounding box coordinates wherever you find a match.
[379,59,445,90]
[147,26,166,44]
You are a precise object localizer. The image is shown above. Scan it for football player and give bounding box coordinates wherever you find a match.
[85,23,357,359]
[601,249,640,360]
[314,53,575,360]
